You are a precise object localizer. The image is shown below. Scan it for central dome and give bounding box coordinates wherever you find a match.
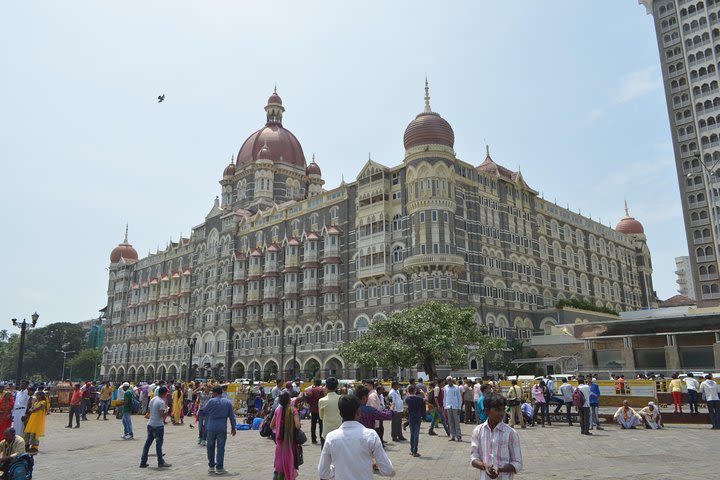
[403,80,455,151]
[237,90,307,170]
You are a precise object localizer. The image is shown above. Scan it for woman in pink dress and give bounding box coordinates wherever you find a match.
[0,387,13,434]
[269,392,301,480]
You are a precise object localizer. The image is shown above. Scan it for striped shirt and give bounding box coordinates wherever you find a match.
[470,421,522,479]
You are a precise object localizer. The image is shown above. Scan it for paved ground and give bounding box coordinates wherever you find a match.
[35,412,717,479]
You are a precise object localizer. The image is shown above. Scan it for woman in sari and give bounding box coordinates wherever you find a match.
[172,383,184,425]
[270,392,301,480]
[0,388,13,435]
[24,391,47,453]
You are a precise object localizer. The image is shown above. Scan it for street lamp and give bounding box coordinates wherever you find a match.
[186,337,196,383]
[56,349,76,381]
[289,335,303,380]
[12,312,38,382]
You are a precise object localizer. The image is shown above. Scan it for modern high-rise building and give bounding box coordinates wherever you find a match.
[639,0,720,305]
[674,255,697,298]
[101,86,656,382]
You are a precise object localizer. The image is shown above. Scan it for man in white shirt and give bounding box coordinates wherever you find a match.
[576,378,592,436]
[12,381,29,437]
[318,394,394,480]
[684,373,700,414]
[700,374,720,429]
[388,382,406,442]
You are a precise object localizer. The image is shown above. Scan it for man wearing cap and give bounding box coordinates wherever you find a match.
[203,385,236,475]
[120,382,134,439]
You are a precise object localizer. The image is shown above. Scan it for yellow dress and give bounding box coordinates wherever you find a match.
[172,391,183,423]
[24,400,46,438]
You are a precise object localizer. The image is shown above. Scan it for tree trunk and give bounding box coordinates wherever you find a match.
[423,356,437,381]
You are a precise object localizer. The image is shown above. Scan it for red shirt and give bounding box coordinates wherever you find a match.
[305,386,323,414]
[70,390,83,406]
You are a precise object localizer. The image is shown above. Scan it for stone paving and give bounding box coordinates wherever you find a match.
[35,412,718,479]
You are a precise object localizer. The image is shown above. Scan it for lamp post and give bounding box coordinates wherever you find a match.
[12,312,38,383]
[290,336,302,380]
[56,349,76,381]
[186,337,196,383]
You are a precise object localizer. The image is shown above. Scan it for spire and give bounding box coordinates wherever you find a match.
[123,224,129,244]
[486,145,490,157]
[624,199,630,217]
[273,84,277,94]
[424,77,432,113]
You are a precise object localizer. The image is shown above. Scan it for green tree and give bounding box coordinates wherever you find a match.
[338,301,504,380]
[489,340,539,377]
[0,322,84,381]
[67,349,102,381]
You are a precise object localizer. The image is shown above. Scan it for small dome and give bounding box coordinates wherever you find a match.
[616,216,645,235]
[307,159,321,176]
[111,226,138,263]
[267,91,282,105]
[223,163,236,177]
[615,202,645,235]
[403,79,454,151]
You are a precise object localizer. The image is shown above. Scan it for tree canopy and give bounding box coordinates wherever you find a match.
[67,348,102,381]
[0,322,85,381]
[338,301,504,380]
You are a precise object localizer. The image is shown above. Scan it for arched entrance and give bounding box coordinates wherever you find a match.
[157,365,167,381]
[284,359,301,380]
[231,361,245,380]
[168,364,178,382]
[263,360,278,381]
[248,361,262,382]
[304,358,321,380]
[324,357,344,378]
[117,367,125,382]
[137,366,146,383]
[108,367,117,382]
[146,365,155,382]
[128,367,136,383]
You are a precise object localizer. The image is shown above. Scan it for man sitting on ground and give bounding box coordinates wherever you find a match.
[613,400,642,429]
[639,402,664,429]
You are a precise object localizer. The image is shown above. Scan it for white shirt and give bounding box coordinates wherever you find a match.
[13,390,28,410]
[318,420,394,480]
[700,379,720,401]
[577,384,591,408]
[684,377,699,391]
[388,388,403,413]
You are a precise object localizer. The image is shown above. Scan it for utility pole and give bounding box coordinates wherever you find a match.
[56,349,76,381]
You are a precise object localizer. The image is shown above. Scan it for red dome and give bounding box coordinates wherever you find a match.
[403,112,455,150]
[223,163,236,177]
[111,243,138,263]
[616,216,645,235]
[237,91,306,169]
[307,161,321,176]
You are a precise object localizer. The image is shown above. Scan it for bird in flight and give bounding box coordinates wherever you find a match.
[158,94,165,103]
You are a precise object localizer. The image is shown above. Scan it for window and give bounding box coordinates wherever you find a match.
[444,211,449,222]
[392,191,401,200]
[421,244,427,254]
[433,243,439,254]
[419,212,425,223]
[431,211,438,222]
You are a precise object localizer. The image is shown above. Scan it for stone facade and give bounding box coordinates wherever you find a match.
[102,87,656,382]
[639,0,720,305]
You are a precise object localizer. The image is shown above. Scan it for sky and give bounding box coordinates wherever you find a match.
[0,1,684,326]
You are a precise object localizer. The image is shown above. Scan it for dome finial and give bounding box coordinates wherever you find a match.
[424,76,432,113]
[124,223,129,243]
[624,199,630,217]
[486,144,490,158]
[273,84,277,94]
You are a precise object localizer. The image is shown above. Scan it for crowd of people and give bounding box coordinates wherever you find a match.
[4,370,719,478]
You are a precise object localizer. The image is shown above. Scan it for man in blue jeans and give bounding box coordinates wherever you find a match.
[120,382,134,439]
[404,385,426,457]
[139,386,171,468]
[204,385,236,475]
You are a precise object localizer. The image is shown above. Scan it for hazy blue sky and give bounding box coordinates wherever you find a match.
[0,1,682,325]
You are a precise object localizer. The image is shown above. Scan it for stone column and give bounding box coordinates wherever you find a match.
[664,334,681,371]
[621,337,636,372]
[582,339,594,372]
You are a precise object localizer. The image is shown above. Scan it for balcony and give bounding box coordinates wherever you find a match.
[357,231,390,248]
[403,254,465,273]
[357,263,392,279]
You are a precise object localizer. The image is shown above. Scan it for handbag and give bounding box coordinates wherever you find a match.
[507,386,521,406]
[294,427,307,445]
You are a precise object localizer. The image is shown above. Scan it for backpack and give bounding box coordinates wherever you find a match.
[572,388,585,408]
[426,389,435,405]
[259,409,274,438]
[131,394,141,414]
